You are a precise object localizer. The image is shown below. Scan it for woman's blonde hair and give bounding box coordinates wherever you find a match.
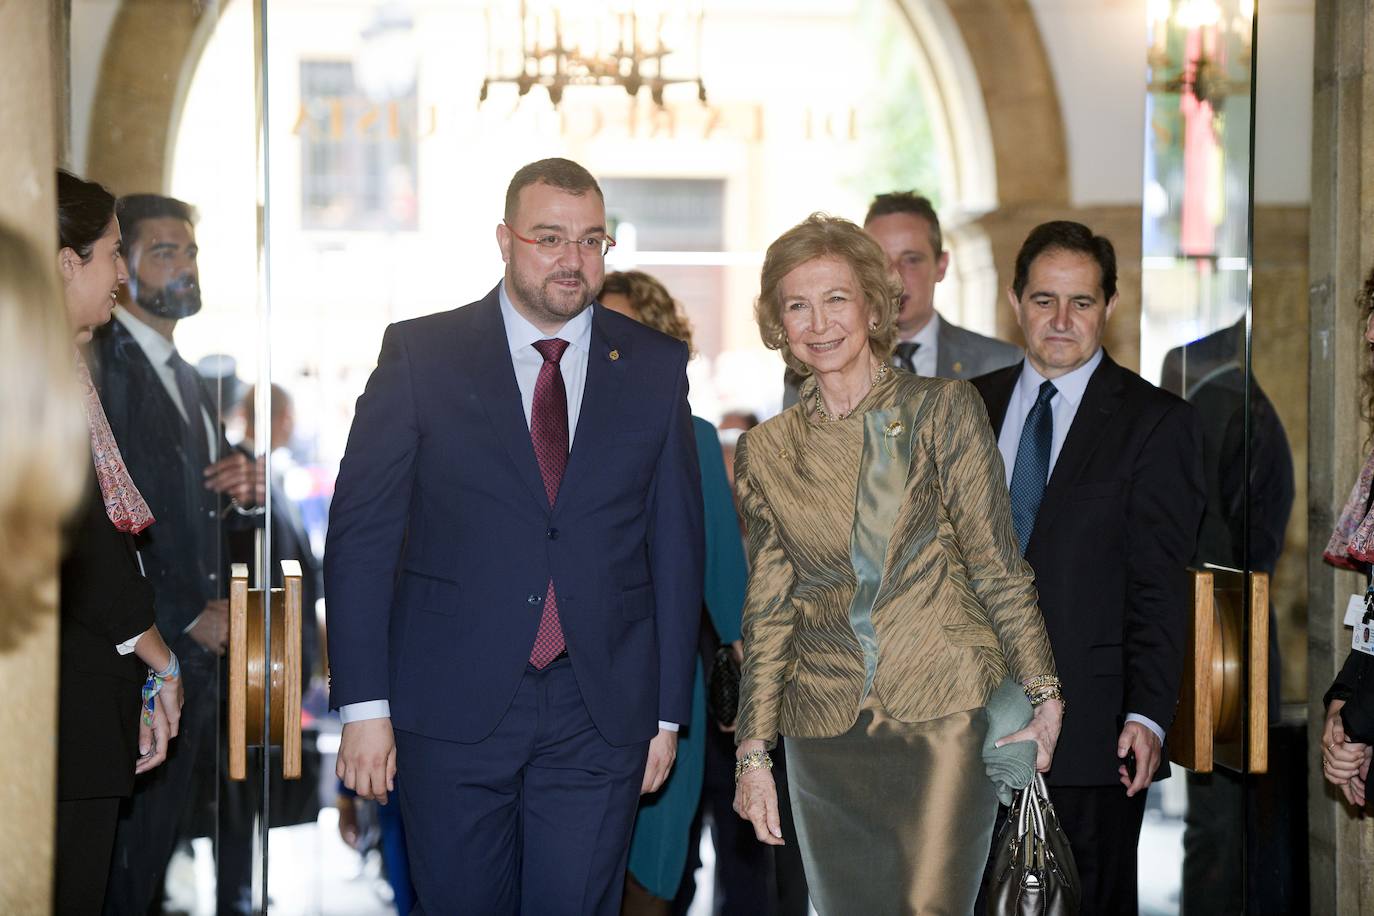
[754,213,902,376]
[0,222,86,647]
[600,270,695,356]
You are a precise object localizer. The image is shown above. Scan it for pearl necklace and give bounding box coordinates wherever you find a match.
[812,363,891,422]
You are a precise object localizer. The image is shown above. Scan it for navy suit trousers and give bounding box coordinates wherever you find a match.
[397,657,649,915]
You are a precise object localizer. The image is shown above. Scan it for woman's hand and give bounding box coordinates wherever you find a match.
[135,700,172,774]
[732,740,784,846]
[1342,747,1373,807]
[1324,699,1369,787]
[995,697,1063,773]
[157,673,184,739]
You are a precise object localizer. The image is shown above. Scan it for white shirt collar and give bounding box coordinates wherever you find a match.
[113,305,177,366]
[498,280,593,355]
[1016,346,1104,407]
[903,311,941,350]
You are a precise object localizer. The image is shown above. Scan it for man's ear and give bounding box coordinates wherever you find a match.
[1104,292,1119,321]
[934,249,950,283]
[1005,287,1022,323]
[496,223,512,265]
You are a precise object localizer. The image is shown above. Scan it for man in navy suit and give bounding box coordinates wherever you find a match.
[327,158,704,914]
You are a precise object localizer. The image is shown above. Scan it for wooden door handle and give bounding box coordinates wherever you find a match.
[229,561,303,780]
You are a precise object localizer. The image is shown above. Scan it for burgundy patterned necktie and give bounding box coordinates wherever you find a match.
[528,338,570,668]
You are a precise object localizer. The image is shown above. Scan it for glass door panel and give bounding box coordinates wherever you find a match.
[69,0,274,911]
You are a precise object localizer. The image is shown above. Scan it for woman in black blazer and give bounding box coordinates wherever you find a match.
[53,170,185,912]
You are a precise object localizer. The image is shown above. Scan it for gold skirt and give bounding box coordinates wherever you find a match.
[784,698,997,915]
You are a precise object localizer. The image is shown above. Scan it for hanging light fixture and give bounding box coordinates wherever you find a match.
[480,0,707,109]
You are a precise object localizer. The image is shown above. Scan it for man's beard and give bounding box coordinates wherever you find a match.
[133,276,202,319]
[510,268,593,325]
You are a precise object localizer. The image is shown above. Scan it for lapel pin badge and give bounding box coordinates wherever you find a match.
[608,349,620,361]
[952,361,964,374]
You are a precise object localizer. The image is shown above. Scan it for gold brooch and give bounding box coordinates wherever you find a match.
[883,420,905,458]
[609,349,620,361]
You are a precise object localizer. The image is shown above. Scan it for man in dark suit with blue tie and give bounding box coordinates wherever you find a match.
[971,221,1205,914]
[326,158,704,914]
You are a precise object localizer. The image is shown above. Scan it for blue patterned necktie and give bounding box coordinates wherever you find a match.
[1009,380,1057,553]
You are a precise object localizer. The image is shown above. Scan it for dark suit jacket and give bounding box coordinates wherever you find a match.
[972,352,1205,786]
[90,318,237,638]
[936,316,1022,380]
[58,475,155,800]
[325,286,704,747]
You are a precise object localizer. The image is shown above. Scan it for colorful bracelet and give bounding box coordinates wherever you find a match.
[141,651,181,726]
[734,749,773,783]
[153,650,180,681]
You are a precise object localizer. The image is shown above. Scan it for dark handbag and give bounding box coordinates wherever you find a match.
[987,773,1081,916]
[707,644,741,727]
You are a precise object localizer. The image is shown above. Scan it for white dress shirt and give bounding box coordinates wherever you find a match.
[898,312,940,377]
[995,347,1164,745]
[340,287,677,731]
[113,307,220,460]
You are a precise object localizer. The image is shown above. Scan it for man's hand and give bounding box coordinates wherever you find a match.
[204,452,266,506]
[996,697,1063,773]
[187,599,229,655]
[337,718,397,804]
[641,728,678,795]
[135,701,172,775]
[1117,720,1162,797]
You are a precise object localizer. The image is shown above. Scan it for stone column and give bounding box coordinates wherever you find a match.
[1307,2,1374,912]
[0,2,63,910]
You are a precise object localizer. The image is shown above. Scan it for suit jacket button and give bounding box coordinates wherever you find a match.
[527,594,542,605]
[546,528,559,540]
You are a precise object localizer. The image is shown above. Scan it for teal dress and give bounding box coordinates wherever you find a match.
[626,416,747,899]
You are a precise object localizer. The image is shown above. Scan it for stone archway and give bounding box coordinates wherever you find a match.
[893,0,1141,366]
[84,0,227,194]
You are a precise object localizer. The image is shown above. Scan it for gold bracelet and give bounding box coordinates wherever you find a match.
[1027,686,1065,710]
[1023,674,1061,692]
[734,749,773,783]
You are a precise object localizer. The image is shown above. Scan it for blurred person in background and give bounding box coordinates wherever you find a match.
[599,270,749,915]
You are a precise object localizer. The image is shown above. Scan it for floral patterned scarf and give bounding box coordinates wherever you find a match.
[76,352,154,534]
[1324,447,1374,570]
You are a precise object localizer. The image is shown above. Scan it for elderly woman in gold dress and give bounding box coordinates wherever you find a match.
[731,214,1064,913]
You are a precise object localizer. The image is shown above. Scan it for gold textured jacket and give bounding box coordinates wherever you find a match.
[735,371,1056,747]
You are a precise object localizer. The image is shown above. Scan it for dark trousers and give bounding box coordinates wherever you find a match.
[672,727,809,916]
[1050,784,1148,916]
[395,658,649,915]
[102,641,218,916]
[56,796,121,914]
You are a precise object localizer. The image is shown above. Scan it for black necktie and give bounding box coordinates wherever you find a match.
[168,350,210,470]
[893,341,921,374]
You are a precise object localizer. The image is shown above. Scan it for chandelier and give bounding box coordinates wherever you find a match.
[480,1,707,108]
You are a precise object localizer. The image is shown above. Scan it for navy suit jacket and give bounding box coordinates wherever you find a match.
[90,317,238,638]
[325,286,705,747]
[972,352,1205,786]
